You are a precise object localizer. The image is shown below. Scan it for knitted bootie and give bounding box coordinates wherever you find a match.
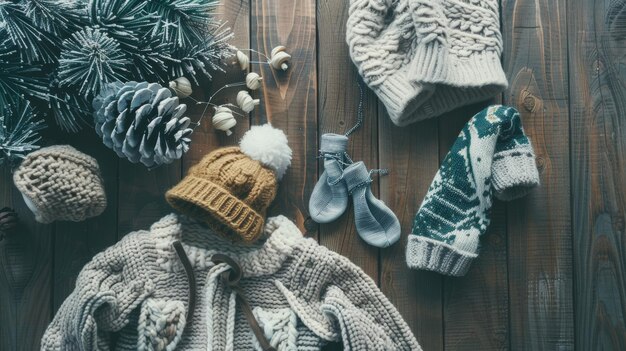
[343,161,401,248]
[309,134,350,223]
[406,105,540,276]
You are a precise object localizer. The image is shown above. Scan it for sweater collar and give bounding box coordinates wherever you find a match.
[152,213,303,277]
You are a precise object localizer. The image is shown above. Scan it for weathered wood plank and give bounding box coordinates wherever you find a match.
[183,0,251,173]
[316,0,379,280]
[0,168,52,351]
[378,115,443,351]
[117,162,181,236]
[250,0,317,231]
[501,0,574,349]
[53,136,118,311]
[439,104,510,351]
[569,0,626,349]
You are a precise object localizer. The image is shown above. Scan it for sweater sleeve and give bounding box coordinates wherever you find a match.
[274,240,421,350]
[41,233,154,351]
[319,253,422,351]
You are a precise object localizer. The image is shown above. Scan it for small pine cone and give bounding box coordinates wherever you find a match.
[93,82,194,168]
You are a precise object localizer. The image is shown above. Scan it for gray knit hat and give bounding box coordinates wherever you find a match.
[346,0,508,126]
[13,145,107,223]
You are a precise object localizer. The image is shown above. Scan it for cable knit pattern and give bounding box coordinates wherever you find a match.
[347,0,508,126]
[137,299,186,351]
[41,214,421,350]
[13,145,107,223]
[252,307,298,350]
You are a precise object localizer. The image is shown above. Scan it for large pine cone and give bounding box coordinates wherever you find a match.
[93,82,193,168]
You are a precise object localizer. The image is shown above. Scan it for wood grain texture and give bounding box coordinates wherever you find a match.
[569,0,626,349]
[183,0,251,173]
[378,115,443,351]
[502,0,574,349]
[3,1,626,349]
[251,0,317,232]
[117,162,181,236]
[52,137,118,310]
[0,169,52,351]
[438,104,510,351]
[316,0,379,279]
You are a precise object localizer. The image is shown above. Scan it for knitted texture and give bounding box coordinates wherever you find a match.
[406,106,540,276]
[308,133,350,223]
[343,161,401,248]
[346,0,508,126]
[166,147,277,243]
[41,214,422,350]
[13,145,107,223]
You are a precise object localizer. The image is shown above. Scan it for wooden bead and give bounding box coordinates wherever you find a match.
[246,72,263,90]
[212,106,236,136]
[236,91,260,113]
[270,46,291,71]
[236,50,249,70]
[271,46,287,57]
[168,77,193,98]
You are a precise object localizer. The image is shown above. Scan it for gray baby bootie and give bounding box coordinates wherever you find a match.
[343,161,401,248]
[309,133,351,223]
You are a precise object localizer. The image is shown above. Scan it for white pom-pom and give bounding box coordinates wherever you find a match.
[240,124,292,180]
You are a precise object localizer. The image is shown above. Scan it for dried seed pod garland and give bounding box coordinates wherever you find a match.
[169,77,193,98]
[245,72,263,90]
[236,50,249,70]
[234,46,292,72]
[212,106,236,136]
[269,46,291,71]
[93,81,193,168]
[236,91,259,113]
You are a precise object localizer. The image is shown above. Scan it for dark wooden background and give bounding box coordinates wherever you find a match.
[1,0,625,350]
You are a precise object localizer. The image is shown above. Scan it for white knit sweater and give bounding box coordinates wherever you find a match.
[41,214,421,350]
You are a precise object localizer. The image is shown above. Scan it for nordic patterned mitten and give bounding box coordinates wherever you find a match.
[406,105,540,276]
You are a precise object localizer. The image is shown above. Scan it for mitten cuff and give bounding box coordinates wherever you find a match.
[492,146,540,201]
[406,235,477,276]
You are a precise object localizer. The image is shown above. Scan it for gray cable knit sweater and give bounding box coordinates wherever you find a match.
[41,214,421,350]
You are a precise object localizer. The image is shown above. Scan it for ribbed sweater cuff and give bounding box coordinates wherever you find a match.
[374,72,435,126]
[411,50,508,89]
[492,146,540,201]
[409,41,448,84]
[406,235,477,276]
[393,50,508,125]
[166,176,265,242]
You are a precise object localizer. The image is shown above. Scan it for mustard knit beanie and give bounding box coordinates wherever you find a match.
[166,124,292,243]
[13,145,107,223]
[346,0,508,126]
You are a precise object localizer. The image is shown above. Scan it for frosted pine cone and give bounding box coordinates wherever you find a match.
[93,82,194,168]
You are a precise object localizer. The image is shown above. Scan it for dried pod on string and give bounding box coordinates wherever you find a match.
[236,50,249,70]
[169,77,193,98]
[270,46,291,71]
[212,106,236,136]
[271,46,287,58]
[236,91,260,113]
[245,72,263,90]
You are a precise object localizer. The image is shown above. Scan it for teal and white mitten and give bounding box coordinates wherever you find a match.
[406,105,540,276]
